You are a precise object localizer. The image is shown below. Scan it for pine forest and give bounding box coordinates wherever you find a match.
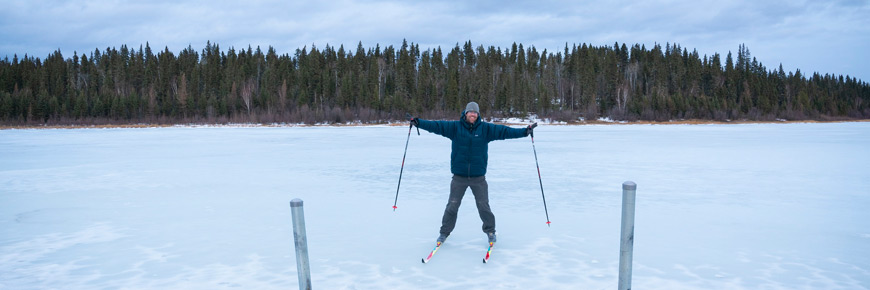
[1,40,868,125]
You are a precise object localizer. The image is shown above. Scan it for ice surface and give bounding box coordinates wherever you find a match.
[1,123,868,289]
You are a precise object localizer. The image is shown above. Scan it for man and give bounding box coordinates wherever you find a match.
[410,101,536,245]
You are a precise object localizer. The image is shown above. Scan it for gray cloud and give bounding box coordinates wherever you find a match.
[1,0,867,80]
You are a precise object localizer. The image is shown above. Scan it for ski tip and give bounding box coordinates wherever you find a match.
[422,258,427,264]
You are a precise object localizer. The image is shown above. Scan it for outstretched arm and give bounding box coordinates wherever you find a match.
[414,118,458,139]
[486,122,536,141]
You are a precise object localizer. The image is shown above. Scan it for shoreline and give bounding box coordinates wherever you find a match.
[2,119,869,130]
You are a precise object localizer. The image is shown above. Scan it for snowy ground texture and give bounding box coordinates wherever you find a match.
[1,122,869,290]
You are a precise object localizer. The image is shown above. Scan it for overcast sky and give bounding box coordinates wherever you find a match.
[2,0,868,81]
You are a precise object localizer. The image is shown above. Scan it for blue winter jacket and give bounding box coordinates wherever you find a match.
[416,114,528,177]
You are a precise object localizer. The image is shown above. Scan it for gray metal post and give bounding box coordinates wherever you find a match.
[290,198,312,290]
[618,181,637,290]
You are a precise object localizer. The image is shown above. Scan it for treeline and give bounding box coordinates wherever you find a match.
[1,40,868,125]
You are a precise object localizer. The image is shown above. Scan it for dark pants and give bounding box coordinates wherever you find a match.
[440,175,495,235]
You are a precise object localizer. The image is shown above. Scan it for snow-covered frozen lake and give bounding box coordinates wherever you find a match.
[1,122,868,289]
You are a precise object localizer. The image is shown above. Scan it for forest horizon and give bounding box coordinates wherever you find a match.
[1,40,868,125]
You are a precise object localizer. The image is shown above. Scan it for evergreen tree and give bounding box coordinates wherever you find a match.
[0,41,867,125]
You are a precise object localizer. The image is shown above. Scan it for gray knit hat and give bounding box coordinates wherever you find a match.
[465,102,480,114]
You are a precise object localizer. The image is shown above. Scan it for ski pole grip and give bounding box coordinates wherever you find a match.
[406,113,420,135]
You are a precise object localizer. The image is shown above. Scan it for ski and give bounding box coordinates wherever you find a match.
[482,242,494,263]
[421,241,443,263]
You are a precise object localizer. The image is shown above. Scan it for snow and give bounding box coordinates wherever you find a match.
[490,114,566,125]
[1,123,869,289]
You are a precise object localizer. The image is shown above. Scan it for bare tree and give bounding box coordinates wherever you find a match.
[174,74,189,111]
[617,62,639,114]
[241,78,255,115]
[278,79,288,112]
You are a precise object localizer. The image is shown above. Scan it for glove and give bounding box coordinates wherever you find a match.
[406,113,421,135]
[525,122,538,136]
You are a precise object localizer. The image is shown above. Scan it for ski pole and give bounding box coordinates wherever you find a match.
[393,116,418,211]
[530,125,551,226]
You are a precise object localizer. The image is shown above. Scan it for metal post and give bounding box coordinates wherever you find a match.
[618,181,637,290]
[290,198,311,290]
